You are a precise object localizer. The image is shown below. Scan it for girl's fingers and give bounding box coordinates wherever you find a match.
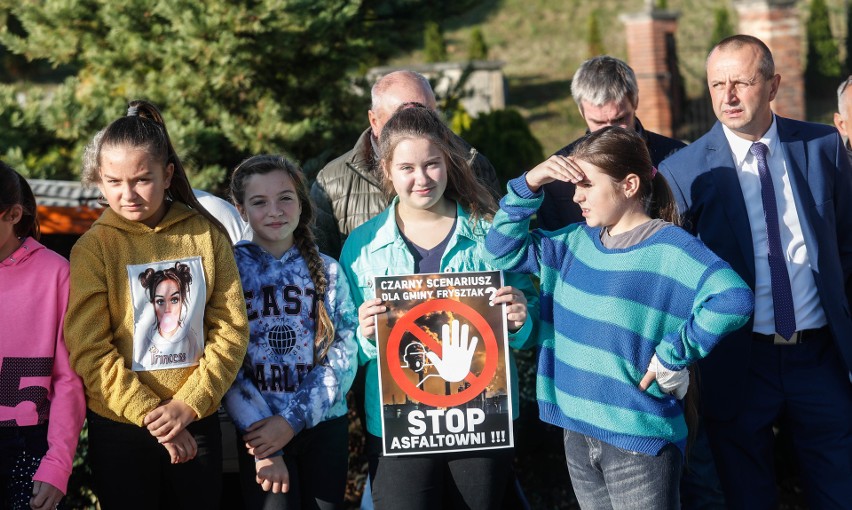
[639,370,657,391]
[491,287,526,306]
[359,302,386,321]
[537,156,577,182]
[563,157,588,181]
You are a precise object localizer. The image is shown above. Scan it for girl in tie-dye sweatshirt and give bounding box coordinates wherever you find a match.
[223,155,357,510]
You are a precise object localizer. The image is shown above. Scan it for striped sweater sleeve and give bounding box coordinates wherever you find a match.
[483,175,554,277]
[654,257,754,370]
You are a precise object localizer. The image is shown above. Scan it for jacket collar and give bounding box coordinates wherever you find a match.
[369,197,478,254]
[704,116,806,285]
[346,127,382,187]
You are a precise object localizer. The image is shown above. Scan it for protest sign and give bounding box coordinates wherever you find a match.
[374,270,513,455]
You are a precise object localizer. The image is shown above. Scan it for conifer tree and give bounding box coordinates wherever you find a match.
[461,109,543,187]
[468,27,488,60]
[0,0,480,184]
[587,10,604,57]
[709,6,735,51]
[806,0,842,97]
[424,21,448,63]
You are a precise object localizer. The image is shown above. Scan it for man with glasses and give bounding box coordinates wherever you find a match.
[660,35,852,508]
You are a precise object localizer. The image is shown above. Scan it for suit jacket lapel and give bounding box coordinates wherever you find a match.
[707,123,757,284]
[777,117,820,264]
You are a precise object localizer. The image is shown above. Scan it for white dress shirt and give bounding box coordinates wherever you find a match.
[722,117,827,334]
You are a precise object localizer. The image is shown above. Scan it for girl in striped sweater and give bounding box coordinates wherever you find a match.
[484,126,754,509]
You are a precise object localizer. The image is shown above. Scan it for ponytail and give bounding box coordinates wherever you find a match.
[82,100,229,237]
[648,171,681,226]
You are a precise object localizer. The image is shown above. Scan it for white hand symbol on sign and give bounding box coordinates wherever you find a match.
[426,320,479,383]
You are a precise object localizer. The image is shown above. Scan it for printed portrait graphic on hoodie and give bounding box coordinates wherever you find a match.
[127,257,206,371]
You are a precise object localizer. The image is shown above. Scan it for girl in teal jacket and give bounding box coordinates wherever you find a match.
[340,106,538,510]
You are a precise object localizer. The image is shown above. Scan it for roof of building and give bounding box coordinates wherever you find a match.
[29,179,102,208]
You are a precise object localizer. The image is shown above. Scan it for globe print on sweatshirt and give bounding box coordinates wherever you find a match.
[222,242,358,436]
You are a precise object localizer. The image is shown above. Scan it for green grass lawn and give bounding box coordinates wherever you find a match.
[390,0,850,154]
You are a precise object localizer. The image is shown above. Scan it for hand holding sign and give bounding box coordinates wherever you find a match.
[426,320,479,383]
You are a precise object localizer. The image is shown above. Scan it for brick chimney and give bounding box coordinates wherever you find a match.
[621,6,682,138]
[733,0,804,120]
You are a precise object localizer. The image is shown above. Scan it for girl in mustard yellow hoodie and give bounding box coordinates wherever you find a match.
[64,100,248,509]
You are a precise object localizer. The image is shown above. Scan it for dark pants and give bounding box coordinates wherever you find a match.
[0,423,64,510]
[679,419,726,509]
[366,433,513,510]
[87,410,223,510]
[237,415,348,510]
[705,334,852,510]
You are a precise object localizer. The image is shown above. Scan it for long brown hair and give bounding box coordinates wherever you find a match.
[571,126,680,225]
[230,155,335,362]
[82,100,228,236]
[377,105,498,226]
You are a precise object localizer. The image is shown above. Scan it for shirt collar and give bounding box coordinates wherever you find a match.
[722,115,780,166]
[370,197,475,253]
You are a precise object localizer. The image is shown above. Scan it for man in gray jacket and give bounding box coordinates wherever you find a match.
[310,70,499,258]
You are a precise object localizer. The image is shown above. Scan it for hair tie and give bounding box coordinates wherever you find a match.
[126,105,139,117]
[651,166,658,179]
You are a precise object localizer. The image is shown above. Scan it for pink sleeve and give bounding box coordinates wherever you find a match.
[32,266,86,495]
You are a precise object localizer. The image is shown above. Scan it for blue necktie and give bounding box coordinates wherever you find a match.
[750,142,797,340]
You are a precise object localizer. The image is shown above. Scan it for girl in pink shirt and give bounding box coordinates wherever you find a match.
[0,162,85,510]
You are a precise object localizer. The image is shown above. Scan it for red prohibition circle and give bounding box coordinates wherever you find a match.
[385,298,498,408]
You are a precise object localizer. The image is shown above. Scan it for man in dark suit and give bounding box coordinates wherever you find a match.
[538,56,685,230]
[660,35,852,508]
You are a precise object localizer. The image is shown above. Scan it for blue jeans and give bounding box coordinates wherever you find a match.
[563,429,682,510]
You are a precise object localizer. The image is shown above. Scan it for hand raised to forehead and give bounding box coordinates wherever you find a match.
[525,155,586,192]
